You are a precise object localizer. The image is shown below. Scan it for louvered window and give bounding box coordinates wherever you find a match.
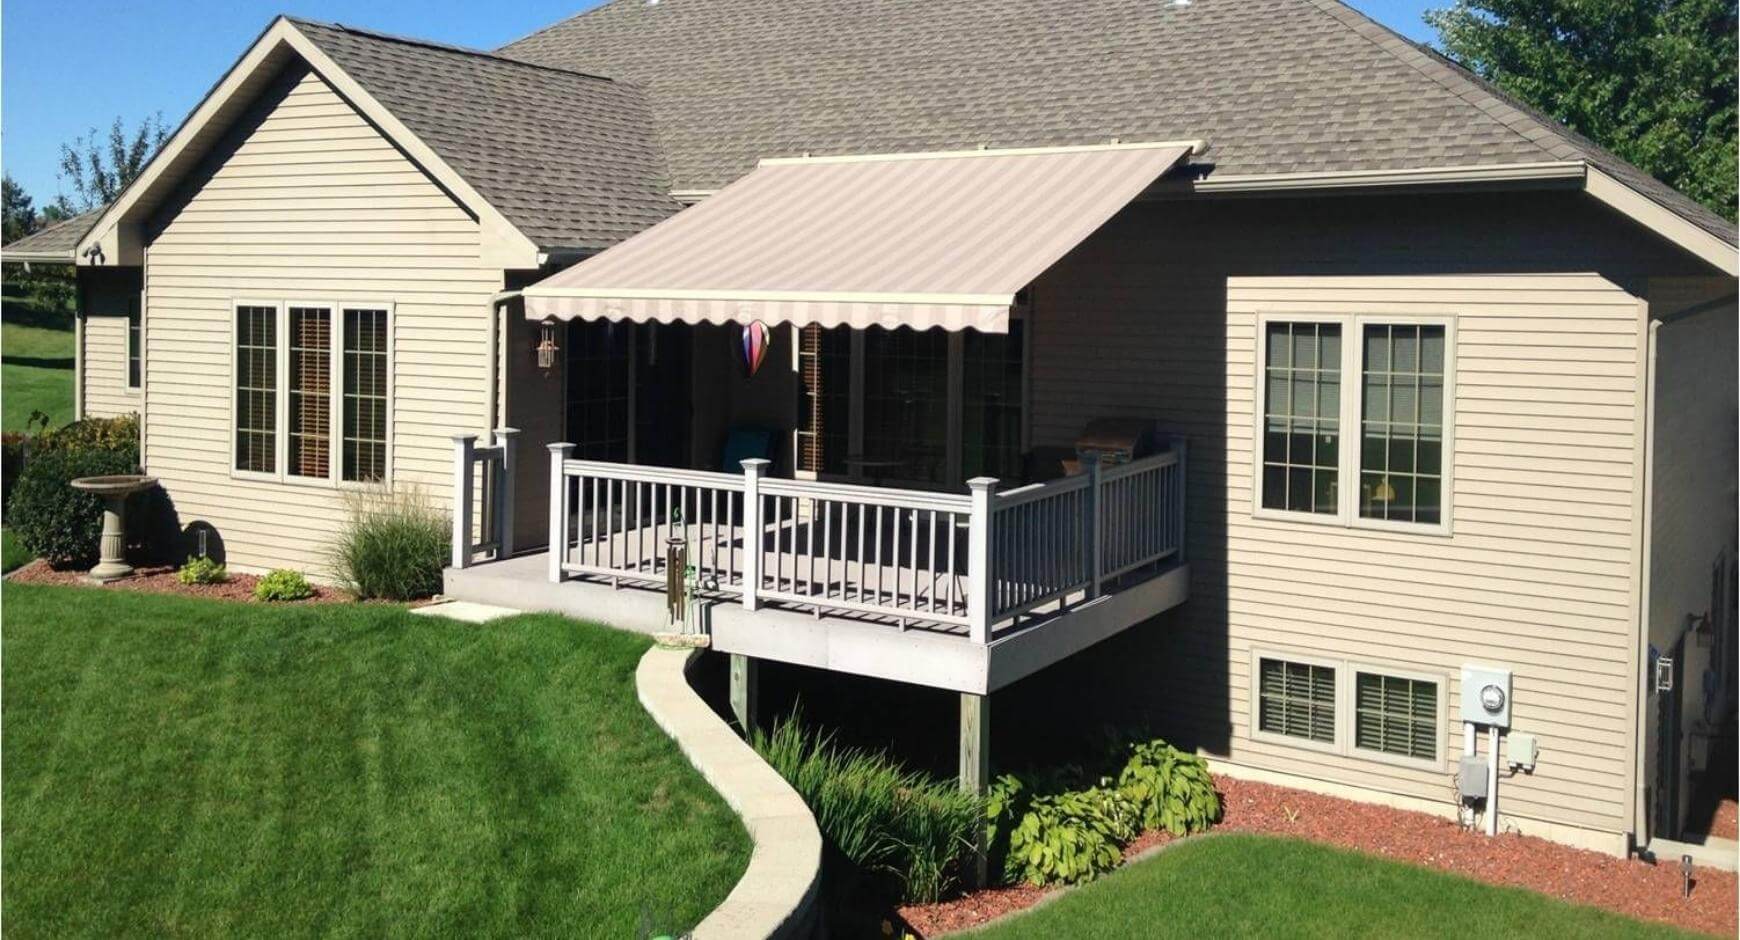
[1257,657,1336,744]
[287,307,332,478]
[1354,672,1438,761]
[343,308,389,482]
[235,305,278,474]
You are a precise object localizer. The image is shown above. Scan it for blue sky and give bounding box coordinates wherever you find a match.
[1,0,1440,207]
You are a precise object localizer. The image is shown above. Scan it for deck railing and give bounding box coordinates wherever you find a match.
[450,428,518,568]
[528,440,1187,642]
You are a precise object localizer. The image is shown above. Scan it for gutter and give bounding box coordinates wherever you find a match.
[1187,160,1587,194]
[487,289,522,430]
[1630,316,1660,851]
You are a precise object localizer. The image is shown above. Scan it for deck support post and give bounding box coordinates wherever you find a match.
[451,434,477,569]
[741,459,769,611]
[966,477,998,644]
[494,427,519,558]
[729,653,759,736]
[960,692,991,886]
[547,443,574,583]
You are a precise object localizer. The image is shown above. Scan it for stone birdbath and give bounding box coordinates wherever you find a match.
[69,474,158,583]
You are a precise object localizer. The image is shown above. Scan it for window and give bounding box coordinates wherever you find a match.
[126,297,142,390]
[564,320,632,462]
[1355,671,1439,762]
[1359,325,1445,525]
[1261,322,1341,514]
[1255,315,1453,532]
[343,308,389,482]
[1250,649,1445,767]
[288,307,332,478]
[233,302,391,483]
[235,305,278,475]
[963,320,1026,481]
[1257,657,1337,744]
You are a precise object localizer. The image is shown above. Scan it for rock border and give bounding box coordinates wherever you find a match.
[636,646,822,939]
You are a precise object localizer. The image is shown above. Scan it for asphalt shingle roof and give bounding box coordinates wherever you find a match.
[292,18,679,252]
[3,210,102,261]
[500,0,1735,246]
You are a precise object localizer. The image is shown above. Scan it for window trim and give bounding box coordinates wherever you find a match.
[229,299,394,488]
[1250,311,1456,536]
[1247,647,1448,772]
[125,295,143,392]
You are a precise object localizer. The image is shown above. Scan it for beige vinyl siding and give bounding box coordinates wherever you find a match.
[80,273,142,419]
[1024,190,1709,838]
[143,65,499,574]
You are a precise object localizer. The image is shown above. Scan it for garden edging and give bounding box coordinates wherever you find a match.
[636,645,823,939]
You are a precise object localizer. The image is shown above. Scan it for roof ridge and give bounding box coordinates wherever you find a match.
[284,15,620,85]
[494,0,631,56]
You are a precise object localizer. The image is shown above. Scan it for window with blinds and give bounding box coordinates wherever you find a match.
[1354,672,1439,761]
[287,307,332,478]
[1261,322,1342,514]
[343,308,389,482]
[127,298,142,389]
[1257,657,1336,744]
[235,305,278,474]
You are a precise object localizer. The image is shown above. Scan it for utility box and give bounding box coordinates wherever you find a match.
[1458,755,1489,800]
[1460,665,1513,728]
[1507,732,1539,771]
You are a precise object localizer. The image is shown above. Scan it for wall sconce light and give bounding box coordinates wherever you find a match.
[537,319,560,370]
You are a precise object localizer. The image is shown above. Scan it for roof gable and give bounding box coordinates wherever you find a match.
[3,210,101,263]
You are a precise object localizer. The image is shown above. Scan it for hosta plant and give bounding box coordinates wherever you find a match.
[1116,740,1221,836]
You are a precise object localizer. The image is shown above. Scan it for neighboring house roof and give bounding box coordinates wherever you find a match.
[3,210,102,263]
[290,19,678,252]
[502,0,1735,248]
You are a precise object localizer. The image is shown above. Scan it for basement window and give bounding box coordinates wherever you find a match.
[1256,656,1337,745]
[1354,671,1441,763]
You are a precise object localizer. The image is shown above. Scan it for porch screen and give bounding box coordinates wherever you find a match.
[287,307,332,478]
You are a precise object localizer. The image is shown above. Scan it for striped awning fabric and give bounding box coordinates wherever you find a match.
[522,140,1199,333]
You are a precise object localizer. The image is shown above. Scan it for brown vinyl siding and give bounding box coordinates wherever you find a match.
[1025,190,1709,838]
[142,66,498,574]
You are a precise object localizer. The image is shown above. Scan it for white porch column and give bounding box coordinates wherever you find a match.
[966,476,997,644]
[740,458,769,610]
[451,434,477,569]
[494,427,519,557]
[547,442,574,583]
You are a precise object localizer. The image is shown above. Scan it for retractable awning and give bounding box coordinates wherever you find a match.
[522,140,1200,333]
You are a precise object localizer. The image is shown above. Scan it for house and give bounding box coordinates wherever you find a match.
[54,0,1737,862]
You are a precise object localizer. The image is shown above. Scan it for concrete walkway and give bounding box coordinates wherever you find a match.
[636,646,822,939]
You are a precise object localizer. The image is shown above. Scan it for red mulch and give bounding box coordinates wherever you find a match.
[6,559,354,603]
[1706,799,1739,842]
[899,775,1739,937]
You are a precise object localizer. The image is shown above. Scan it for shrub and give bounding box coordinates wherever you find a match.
[176,555,228,585]
[1116,740,1221,836]
[331,488,449,600]
[7,447,139,568]
[1001,783,1136,886]
[753,713,981,903]
[35,415,140,463]
[254,569,313,601]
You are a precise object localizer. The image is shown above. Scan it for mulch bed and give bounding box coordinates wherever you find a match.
[899,775,1739,937]
[1707,799,1739,842]
[6,559,353,603]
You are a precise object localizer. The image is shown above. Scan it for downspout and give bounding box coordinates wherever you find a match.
[486,289,522,431]
[1630,317,1661,853]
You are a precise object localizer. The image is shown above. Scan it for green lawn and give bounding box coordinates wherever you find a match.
[2,526,30,571]
[974,834,1694,939]
[2,290,76,432]
[2,585,750,937]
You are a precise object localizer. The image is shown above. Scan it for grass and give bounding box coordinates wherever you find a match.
[974,833,1695,939]
[2,526,30,572]
[2,287,76,432]
[2,584,750,937]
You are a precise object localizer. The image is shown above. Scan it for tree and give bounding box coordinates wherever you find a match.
[3,174,37,244]
[1428,0,1738,220]
[56,113,170,212]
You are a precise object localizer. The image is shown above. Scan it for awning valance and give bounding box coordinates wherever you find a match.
[522,140,1199,333]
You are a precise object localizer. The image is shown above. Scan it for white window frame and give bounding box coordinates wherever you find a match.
[125,295,143,392]
[1248,646,1448,772]
[229,299,394,488]
[1250,312,1456,536]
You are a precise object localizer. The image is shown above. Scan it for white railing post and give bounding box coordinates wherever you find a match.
[494,427,519,558]
[547,443,574,583]
[966,476,998,644]
[1085,453,1103,598]
[740,458,769,610]
[451,434,477,569]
